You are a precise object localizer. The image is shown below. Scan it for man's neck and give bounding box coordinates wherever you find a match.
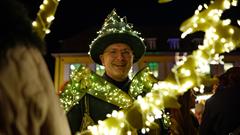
[102,73,131,92]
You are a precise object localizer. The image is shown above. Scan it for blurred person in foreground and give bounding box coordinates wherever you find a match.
[199,66,240,135]
[0,0,71,134]
[169,90,199,135]
[194,102,205,125]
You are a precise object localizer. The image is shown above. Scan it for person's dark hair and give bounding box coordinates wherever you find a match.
[218,67,240,88]
[0,0,45,65]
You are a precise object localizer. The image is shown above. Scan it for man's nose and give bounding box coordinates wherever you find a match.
[115,52,125,59]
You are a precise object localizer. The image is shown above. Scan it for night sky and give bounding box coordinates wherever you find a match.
[21,0,215,43]
[19,0,240,78]
[20,0,239,48]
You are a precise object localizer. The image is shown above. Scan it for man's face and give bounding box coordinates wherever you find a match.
[100,43,134,81]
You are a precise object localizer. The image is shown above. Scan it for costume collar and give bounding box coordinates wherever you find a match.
[59,66,157,112]
[102,73,131,93]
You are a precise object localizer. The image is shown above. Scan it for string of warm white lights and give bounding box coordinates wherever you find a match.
[32,0,60,39]
[79,0,240,134]
[158,0,173,3]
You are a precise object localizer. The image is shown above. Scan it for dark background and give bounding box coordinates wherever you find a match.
[20,0,210,46]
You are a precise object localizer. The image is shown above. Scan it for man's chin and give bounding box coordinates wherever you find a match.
[113,66,126,71]
[113,72,128,79]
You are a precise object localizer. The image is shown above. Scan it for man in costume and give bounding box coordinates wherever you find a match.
[59,9,168,135]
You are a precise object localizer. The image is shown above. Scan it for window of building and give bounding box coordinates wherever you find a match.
[147,62,159,78]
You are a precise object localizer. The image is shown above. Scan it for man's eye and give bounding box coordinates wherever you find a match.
[123,51,130,54]
[110,51,117,54]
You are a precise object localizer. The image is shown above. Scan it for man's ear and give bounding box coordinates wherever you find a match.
[100,54,104,65]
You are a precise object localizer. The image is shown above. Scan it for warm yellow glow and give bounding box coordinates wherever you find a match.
[45,29,50,34]
[40,5,45,10]
[198,5,203,11]
[200,18,206,23]
[238,20,240,26]
[203,3,208,9]
[231,0,238,6]
[222,19,231,25]
[158,0,173,3]
[220,38,226,43]
[57,0,240,134]
[180,68,191,77]
[181,28,193,38]
[229,28,234,34]
[43,0,48,4]
[196,94,213,101]
[33,0,59,39]
[223,0,231,9]
[127,131,132,135]
[32,21,37,27]
[47,15,55,23]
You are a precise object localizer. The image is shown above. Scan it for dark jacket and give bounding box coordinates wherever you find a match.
[199,85,240,135]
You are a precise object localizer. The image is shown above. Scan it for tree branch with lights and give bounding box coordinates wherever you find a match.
[32,0,59,39]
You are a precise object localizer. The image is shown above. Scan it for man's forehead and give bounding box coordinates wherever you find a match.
[105,43,132,50]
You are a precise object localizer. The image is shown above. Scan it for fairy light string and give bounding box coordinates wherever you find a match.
[32,0,60,39]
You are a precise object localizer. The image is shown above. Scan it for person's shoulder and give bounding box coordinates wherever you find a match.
[204,93,220,109]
